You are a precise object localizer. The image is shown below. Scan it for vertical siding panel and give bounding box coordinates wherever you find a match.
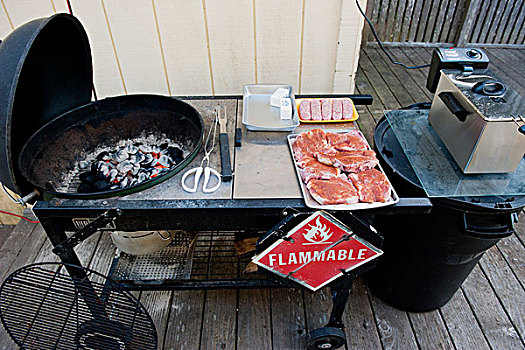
[0,2,13,38]
[2,0,54,27]
[255,0,302,93]
[400,0,415,42]
[69,0,125,97]
[438,0,457,42]
[51,0,69,13]
[499,0,523,44]
[407,0,424,42]
[154,0,211,95]
[301,0,341,93]
[334,0,367,94]
[102,0,168,95]
[508,1,525,44]
[205,0,254,95]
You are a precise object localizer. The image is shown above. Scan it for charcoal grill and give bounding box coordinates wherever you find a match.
[0,13,434,350]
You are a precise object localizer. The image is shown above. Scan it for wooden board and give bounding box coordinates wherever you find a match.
[271,288,307,349]
[408,311,456,349]
[237,289,272,349]
[163,290,205,349]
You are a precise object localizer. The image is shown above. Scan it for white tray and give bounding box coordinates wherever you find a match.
[242,84,299,131]
[287,131,399,210]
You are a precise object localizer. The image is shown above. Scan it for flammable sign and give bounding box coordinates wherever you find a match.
[253,211,383,291]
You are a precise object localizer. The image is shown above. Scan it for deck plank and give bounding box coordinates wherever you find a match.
[461,265,524,349]
[270,289,307,350]
[163,290,205,350]
[237,289,272,349]
[440,289,491,350]
[408,310,456,350]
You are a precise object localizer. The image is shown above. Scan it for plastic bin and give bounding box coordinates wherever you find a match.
[367,117,525,312]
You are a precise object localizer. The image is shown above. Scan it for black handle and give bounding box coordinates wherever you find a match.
[235,128,242,147]
[461,212,515,239]
[439,92,469,122]
[219,133,233,182]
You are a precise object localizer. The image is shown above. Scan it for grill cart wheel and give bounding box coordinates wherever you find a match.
[306,327,346,350]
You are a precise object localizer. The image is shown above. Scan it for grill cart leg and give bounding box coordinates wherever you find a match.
[306,276,353,350]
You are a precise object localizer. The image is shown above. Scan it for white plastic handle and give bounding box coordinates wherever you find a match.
[202,167,221,193]
[181,167,203,193]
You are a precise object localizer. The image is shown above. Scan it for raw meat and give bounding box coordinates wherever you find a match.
[349,168,392,203]
[311,99,322,121]
[299,158,340,183]
[316,150,379,173]
[342,99,354,120]
[332,99,343,120]
[299,100,311,120]
[321,98,332,120]
[323,132,368,152]
[307,177,359,205]
[291,129,329,166]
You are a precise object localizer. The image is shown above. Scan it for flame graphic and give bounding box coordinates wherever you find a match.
[303,217,333,245]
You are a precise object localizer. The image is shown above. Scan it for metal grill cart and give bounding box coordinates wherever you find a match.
[31,96,432,349]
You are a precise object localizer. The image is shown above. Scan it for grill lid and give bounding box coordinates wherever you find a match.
[0,13,93,195]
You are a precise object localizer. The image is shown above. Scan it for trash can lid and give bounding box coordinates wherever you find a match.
[374,116,525,212]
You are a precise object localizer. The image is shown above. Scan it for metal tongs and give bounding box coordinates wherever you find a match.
[181,114,222,193]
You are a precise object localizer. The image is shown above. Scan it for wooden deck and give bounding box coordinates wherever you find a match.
[1,46,524,350]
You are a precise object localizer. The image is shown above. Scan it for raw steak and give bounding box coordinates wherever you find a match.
[332,99,343,120]
[299,158,340,183]
[342,99,354,120]
[323,132,368,152]
[292,129,329,166]
[299,100,311,120]
[311,99,322,120]
[321,98,332,120]
[349,168,392,203]
[316,150,379,173]
[307,177,359,205]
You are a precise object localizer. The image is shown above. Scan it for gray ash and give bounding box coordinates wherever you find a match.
[73,136,184,193]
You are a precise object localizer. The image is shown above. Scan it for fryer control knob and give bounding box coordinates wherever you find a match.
[466,49,482,59]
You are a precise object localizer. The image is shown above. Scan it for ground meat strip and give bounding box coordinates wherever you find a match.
[321,98,332,120]
[332,99,343,120]
[311,99,322,121]
[299,100,311,120]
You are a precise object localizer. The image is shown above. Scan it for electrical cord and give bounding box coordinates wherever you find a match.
[355,0,430,70]
[0,210,40,224]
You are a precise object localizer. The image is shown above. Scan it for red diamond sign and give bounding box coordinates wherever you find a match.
[253,211,383,291]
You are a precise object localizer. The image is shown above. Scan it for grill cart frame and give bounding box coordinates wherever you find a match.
[31,95,432,349]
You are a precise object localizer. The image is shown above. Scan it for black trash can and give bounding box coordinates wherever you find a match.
[366,116,525,312]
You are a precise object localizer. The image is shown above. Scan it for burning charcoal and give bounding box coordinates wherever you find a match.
[150,158,159,167]
[129,153,145,165]
[159,142,169,150]
[131,163,141,176]
[96,151,111,162]
[157,155,171,168]
[79,172,96,184]
[120,177,129,188]
[139,145,152,153]
[124,144,139,154]
[149,169,160,178]
[166,146,183,164]
[112,149,129,163]
[138,173,148,183]
[129,178,138,186]
[79,161,90,170]
[108,169,119,182]
[117,160,133,174]
[93,180,111,191]
[151,146,161,154]
[141,153,154,166]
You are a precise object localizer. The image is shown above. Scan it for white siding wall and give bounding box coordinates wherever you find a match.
[0,0,366,97]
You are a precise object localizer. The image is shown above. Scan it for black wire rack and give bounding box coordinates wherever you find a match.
[0,262,157,350]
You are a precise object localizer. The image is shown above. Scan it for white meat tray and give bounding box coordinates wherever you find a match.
[287,131,399,210]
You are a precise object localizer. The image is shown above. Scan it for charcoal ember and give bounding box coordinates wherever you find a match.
[112,149,129,163]
[120,177,129,188]
[166,146,183,164]
[79,172,96,184]
[138,172,148,183]
[141,153,154,166]
[117,160,133,174]
[96,151,111,162]
[151,146,161,154]
[129,153,145,164]
[124,144,138,154]
[139,145,152,153]
[157,155,171,168]
[78,161,90,170]
[159,142,169,150]
[108,168,119,182]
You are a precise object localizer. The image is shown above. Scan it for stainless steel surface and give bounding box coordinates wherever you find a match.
[233,102,361,199]
[286,132,399,210]
[242,84,299,131]
[429,70,525,173]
